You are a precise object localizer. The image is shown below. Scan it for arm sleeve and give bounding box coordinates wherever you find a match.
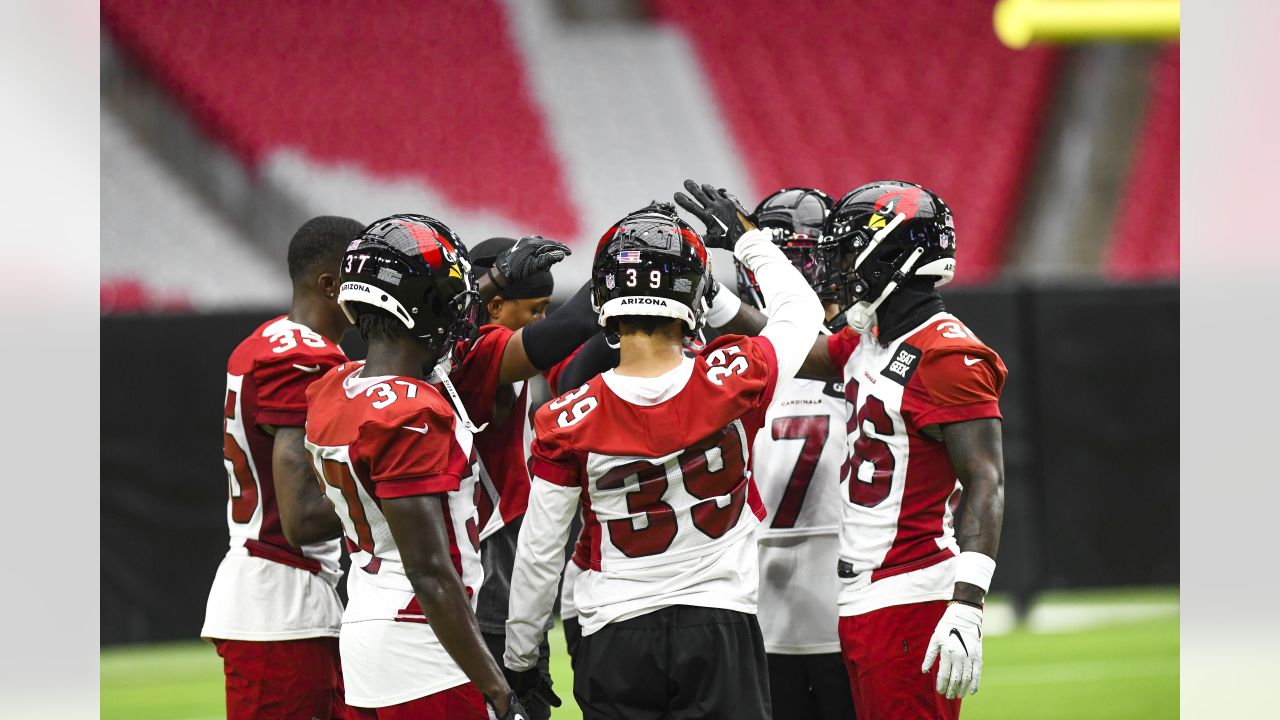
[254,351,344,427]
[355,406,466,499]
[504,477,580,670]
[913,348,1007,427]
[734,229,824,386]
[521,281,599,371]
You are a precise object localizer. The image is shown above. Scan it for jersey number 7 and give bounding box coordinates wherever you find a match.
[768,415,830,529]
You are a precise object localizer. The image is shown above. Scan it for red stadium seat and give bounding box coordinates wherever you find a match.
[649,0,1058,283]
[1106,46,1179,281]
[101,0,578,238]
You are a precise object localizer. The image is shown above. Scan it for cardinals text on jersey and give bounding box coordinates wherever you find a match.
[753,377,850,654]
[827,313,1007,616]
[202,316,346,641]
[304,361,484,706]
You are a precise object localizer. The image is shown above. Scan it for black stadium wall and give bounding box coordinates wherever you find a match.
[100,282,1178,646]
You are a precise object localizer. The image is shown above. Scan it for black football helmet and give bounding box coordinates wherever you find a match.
[736,187,835,309]
[591,202,712,339]
[337,213,479,363]
[821,181,955,332]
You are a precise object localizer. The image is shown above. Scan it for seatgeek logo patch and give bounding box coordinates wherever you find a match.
[881,343,922,385]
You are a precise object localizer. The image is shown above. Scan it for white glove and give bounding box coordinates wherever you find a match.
[921,602,984,699]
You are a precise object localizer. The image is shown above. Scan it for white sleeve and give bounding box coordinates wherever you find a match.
[504,477,579,671]
[732,228,824,385]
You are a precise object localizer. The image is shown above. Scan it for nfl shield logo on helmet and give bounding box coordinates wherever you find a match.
[605,273,616,289]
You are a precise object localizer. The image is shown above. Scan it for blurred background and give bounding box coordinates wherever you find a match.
[99,1,1178,718]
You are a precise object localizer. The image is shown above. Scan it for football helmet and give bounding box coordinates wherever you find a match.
[736,187,834,309]
[591,202,712,338]
[822,181,955,333]
[338,213,479,359]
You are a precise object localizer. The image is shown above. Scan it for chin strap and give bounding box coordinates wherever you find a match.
[845,246,926,333]
[431,358,489,434]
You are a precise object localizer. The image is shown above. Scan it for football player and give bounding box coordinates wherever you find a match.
[702,181,1008,718]
[504,195,824,720]
[303,215,529,720]
[728,188,857,720]
[202,215,364,720]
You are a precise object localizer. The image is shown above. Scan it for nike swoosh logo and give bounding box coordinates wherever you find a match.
[293,364,322,373]
[402,424,431,434]
[963,356,982,366]
[949,628,969,655]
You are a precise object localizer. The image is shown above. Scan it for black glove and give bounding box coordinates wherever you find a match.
[494,235,571,284]
[673,179,753,250]
[485,691,532,720]
[504,666,562,710]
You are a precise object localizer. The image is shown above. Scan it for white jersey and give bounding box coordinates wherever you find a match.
[305,362,484,707]
[753,378,848,537]
[825,313,1007,616]
[752,377,849,653]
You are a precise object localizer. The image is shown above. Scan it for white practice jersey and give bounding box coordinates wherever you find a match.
[752,377,849,653]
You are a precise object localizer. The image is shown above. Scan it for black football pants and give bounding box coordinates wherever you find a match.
[574,605,771,720]
[767,652,857,720]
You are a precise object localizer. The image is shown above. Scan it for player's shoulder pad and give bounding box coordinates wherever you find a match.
[534,376,602,438]
[357,379,456,437]
[907,317,1007,396]
[254,318,345,368]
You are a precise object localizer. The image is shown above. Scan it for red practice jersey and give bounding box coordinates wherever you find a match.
[827,312,1007,615]
[529,334,779,632]
[304,361,483,600]
[447,325,524,537]
[203,316,347,641]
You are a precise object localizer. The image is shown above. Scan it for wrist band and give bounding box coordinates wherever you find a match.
[953,551,997,593]
[703,282,741,327]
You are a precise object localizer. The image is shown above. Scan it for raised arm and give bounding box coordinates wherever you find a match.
[703,281,839,381]
[383,494,526,719]
[272,426,341,546]
[673,179,824,384]
[497,281,600,385]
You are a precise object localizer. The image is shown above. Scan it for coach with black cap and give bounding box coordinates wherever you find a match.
[471,236,555,330]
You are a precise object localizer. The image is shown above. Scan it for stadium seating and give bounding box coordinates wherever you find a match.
[1105,46,1179,280]
[101,108,291,312]
[649,0,1058,283]
[101,0,578,239]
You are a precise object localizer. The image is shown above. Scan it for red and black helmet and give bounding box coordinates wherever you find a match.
[591,202,712,337]
[822,181,955,331]
[737,187,835,308]
[337,214,478,353]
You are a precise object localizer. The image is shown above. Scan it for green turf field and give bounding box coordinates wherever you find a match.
[102,588,1177,720]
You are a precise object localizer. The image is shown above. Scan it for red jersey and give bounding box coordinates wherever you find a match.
[202,316,346,641]
[527,334,778,633]
[304,361,482,601]
[827,312,1007,615]
[450,327,584,537]
[446,325,522,537]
